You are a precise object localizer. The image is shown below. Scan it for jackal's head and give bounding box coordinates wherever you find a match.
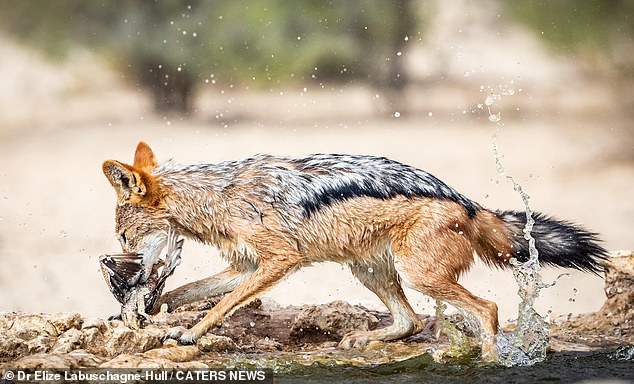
[102,142,170,266]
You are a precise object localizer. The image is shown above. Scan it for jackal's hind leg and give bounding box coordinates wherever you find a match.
[339,261,424,349]
[398,273,500,362]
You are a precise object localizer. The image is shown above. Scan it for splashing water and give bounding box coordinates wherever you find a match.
[433,300,481,361]
[486,87,550,367]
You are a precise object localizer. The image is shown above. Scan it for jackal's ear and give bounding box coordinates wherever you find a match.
[133,141,158,172]
[102,160,149,205]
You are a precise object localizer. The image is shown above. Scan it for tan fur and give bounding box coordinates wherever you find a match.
[102,143,525,361]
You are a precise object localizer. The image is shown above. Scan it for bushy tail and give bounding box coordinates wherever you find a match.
[471,209,608,275]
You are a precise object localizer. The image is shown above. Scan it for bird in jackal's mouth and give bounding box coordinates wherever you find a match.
[99,227,183,329]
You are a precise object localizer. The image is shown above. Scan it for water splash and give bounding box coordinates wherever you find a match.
[433,300,480,361]
[485,87,550,366]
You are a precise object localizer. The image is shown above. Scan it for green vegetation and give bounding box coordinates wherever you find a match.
[1,1,632,113]
[0,0,419,113]
[501,0,634,71]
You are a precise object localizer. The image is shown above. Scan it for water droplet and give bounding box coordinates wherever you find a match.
[489,113,501,122]
[367,267,374,273]
[396,51,402,56]
[393,111,401,118]
[249,321,255,327]
[428,112,433,117]
[485,94,495,106]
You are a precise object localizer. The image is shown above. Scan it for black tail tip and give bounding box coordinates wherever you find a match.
[498,210,610,276]
[534,213,609,276]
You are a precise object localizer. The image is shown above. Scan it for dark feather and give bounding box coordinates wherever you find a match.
[99,253,144,304]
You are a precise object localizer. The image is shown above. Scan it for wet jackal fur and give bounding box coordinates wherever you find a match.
[103,142,607,360]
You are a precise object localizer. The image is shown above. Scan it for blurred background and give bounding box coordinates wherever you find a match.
[0,0,632,324]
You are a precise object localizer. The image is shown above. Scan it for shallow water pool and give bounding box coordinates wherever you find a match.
[273,349,634,384]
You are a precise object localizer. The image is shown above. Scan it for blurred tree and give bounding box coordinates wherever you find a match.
[0,0,422,114]
[501,0,634,75]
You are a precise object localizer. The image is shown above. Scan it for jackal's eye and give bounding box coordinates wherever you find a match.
[119,230,127,244]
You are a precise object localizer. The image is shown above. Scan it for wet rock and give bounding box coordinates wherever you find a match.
[290,301,380,343]
[12,353,75,369]
[143,345,200,362]
[0,313,58,359]
[65,349,104,367]
[24,335,56,355]
[81,317,107,333]
[604,251,634,298]
[151,310,205,328]
[104,325,163,356]
[98,354,155,368]
[99,353,208,369]
[254,337,283,352]
[596,251,634,330]
[50,312,83,334]
[1,313,59,339]
[197,334,238,353]
[82,327,108,356]
[52,328,84,354]
[104,327,137,354]
[11,350,102,369]
[553,251,634,345]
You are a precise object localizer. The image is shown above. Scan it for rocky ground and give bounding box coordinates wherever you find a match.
[1,252,631,372]
[550,251,634,347]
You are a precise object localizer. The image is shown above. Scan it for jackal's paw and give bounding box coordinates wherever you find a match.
[338,331,371,349]
[107,312,122,321]
[163,326,188,343]
[178,331,198,345]
[163,326,200,345]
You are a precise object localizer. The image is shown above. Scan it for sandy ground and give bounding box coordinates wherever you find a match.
[0,3,632,328]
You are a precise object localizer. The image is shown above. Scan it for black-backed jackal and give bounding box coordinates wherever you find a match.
[103,142,607,361]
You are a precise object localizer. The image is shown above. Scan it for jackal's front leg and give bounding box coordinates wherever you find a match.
[167,256,298,344]
[153,266,252,314]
